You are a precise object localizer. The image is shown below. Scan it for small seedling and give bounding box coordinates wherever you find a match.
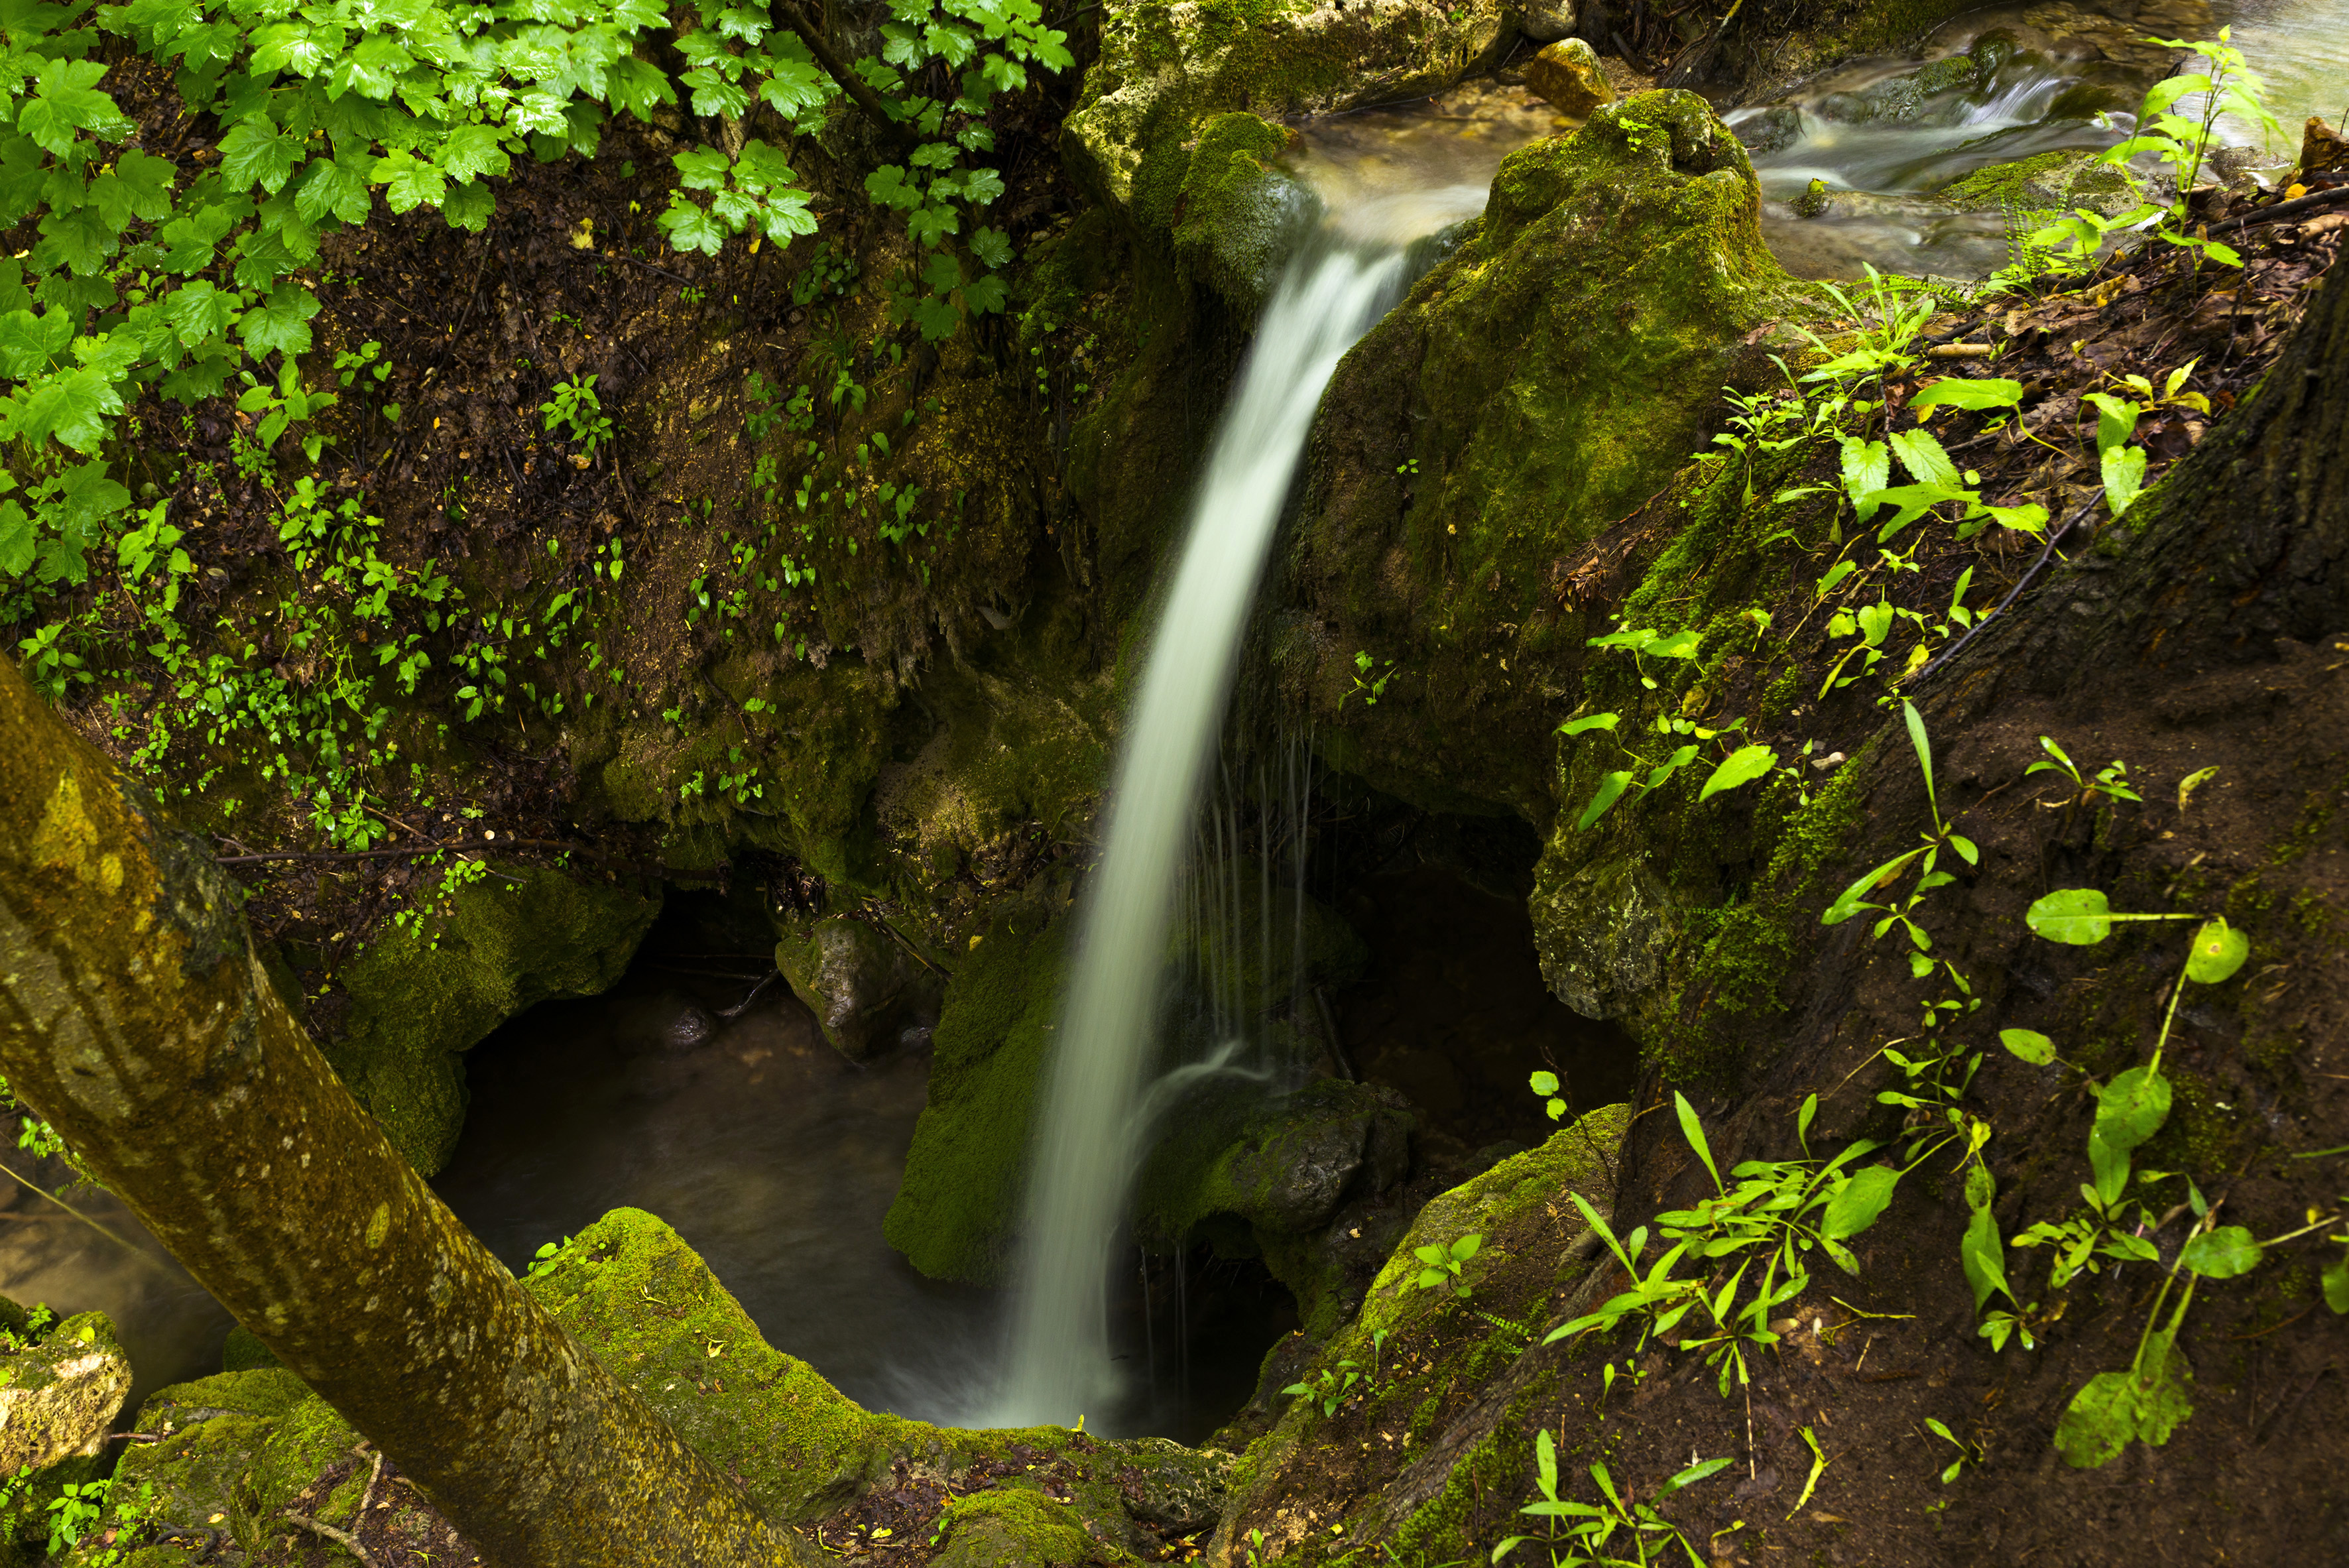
[1413,1233,1481,1299]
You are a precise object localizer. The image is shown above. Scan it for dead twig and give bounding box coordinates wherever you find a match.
[282,1511,381,1568]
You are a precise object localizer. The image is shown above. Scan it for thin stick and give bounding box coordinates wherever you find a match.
[282,1512,381,1568]
[1909,487,2104,688]
[0,1163,179,1276]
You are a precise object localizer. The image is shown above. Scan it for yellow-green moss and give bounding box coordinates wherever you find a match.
[332,866,660,1172]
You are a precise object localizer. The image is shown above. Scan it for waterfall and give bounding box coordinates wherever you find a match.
[990,233,1410,1428]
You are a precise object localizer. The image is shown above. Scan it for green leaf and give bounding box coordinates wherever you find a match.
[2178,1226,2261,1280]
[969,223,1013,269]
[2184,918,2248,985]
[90,150,177,229]
[1559,711,1620,737]
[1821,1164,1899,1241]
[296,152,373,225]
[2027,888,2112,945]
[1650,629,1703,660]
[1901,699,1936,818]
[438,123,511,185]
[658,198,724,255]
[218,116,305,196]
[1529,1070,1560,1097]
[2323,1252,2349,1315]
[1673,1093,1722,1191]
[1889,426,1960,488]
[2088,1065,2171,1205]
[2055,1339,2192,1469]
[1697,744,1777,804]
[371,149,447,213]
[673,146,732,192]
[442,180,495,233]
[1838,436,1888,518]
[1575,770,1633,831]
[1999,1028,2056,1065]
[2102,442,2148,517]
[1909,377,2025,413]
[1960,1174,2011,1313]
[2,366,121,453]
[238,284,320,358]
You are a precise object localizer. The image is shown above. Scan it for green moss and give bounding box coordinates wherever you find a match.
[884,917,1067,1284]
[333,865,660,1172]
[1385,1419,1529,1566]
[1170,113,1303,318]
[932,1486,1130,1568]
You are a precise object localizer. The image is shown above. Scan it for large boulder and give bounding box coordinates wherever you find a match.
[775,916,946,1062]
[0,1311,131,1475]
[331,865,661,1172]
[1293,90,1810,824]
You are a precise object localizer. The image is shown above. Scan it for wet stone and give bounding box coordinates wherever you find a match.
[0,1311,133,1475]
[1524,38,1614,119]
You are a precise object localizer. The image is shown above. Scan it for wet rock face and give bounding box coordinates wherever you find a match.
[0,1311,132,1474]
[1524,38,1614,119]
[774,917,945,1063]
[1518,0,1575,41]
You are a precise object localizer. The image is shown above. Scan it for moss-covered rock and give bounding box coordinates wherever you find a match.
[0,1311,131,1475]
[111,1369,314,1553]
[930,1486,1135,1568]
[1290,91,1809,823]
[1169,113,1311,321]
[1211,1106,1627,1559]
[886,916,1069,1284]
[1935,148,2136,217]
[774,915,946,1062]
[331,865,661,1173]
[1067,0,1513,218]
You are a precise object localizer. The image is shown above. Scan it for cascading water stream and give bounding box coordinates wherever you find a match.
[989,224,1419,1429]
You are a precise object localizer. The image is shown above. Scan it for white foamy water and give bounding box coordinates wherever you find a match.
[989,231,1415,1429]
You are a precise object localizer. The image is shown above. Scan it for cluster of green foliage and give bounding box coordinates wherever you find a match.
[1494,1431,1726,1568]
[0,0,1071,871]
[2027,29,2285,274]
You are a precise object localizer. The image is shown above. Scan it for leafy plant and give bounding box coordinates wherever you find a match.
[1412,1233,1482,1299]
[2030,29,2285,271]
[1493,1429,1728,1568]
[540,375,614,457]
[1283,1359,1365,1419]
[1549,1092,1903,1396]
[1343,650,1398,707]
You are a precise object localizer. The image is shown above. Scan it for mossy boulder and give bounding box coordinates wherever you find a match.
[1169,113,1311,321]
[1935,149,2136,217]
[1211,1105,1627,1559]
[0,1311,131,1475]
[1067,0,1513,218]
[1291,91,1810,822]
[886,916,1069,1284]
[930,1486,1134,1568]
[775,916,945,1062]
[111,1369,314,1553]
[331,865,661,1173]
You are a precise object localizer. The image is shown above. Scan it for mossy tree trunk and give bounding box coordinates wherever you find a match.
[0,656,808,1568]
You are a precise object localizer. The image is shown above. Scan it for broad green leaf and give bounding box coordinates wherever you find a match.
[1821,1163,1899,1240]
[1999,1028,2056,1065]
[438,124,511,185]
[2088,1064,2171,1205]
[2324,1252,2349,1315]
[1559,711,1619,737]
[672,146,731,192]
[2055,1337,2193,1468]
[1650,629,1702,660]
[659,199,725,255]
[2102,442,2148,517]
[1910,377,2024,413]
[2178,1226,2260,1280]
[296,152,373,225]
[1855,599,1894,646]
[1960,1172,2011,1313]
[1890,426,1960,487]
[1574,770,1633,831]
[90,150,176,229]
[1838,436,1888,518]
[371,149,447,213]
[238,284,320,358]
[1697,744,1776,804]
[2027,888,2112,945]
[2184,918,2248,984]
[1529,1070,1560,1097]
[969,223,1012,269]
[0,500,31,577]
[219,116,305,195]
[3,365,122,453]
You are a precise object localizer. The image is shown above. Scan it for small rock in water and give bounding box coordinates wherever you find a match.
[1793,177,1833,219]
[1518,0,1575,42]
[1524,38,1614,120]
[662,1005,716,1054]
